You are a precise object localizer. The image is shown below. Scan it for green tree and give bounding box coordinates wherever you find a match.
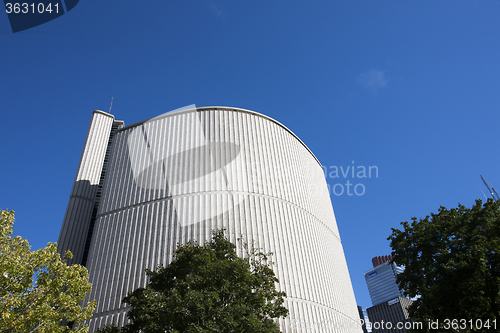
[0,209,97,333]
[98,229,288,333]
[388,199,500,332]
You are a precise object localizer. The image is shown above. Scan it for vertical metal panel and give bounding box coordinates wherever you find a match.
[79,107,361,332]
[58,111,116,265]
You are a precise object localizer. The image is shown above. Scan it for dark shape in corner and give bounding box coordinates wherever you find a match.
[64,0,78,12]
[5,0,79,33]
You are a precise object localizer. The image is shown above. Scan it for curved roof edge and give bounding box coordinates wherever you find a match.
[115,106,321,167]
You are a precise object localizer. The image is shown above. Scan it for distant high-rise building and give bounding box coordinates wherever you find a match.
[58,107,363,333]
[365,258,404,306]
[364,256,413,333]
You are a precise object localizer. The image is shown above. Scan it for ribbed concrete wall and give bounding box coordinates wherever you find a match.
[58,111,122,266]
[81,107,361,332]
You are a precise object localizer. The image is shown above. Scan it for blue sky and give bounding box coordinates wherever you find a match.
[1,0,500,310]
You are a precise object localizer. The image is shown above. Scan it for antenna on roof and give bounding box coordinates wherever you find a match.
[109,97,114,114]
[490,182,500,201]
[480,175,499,201]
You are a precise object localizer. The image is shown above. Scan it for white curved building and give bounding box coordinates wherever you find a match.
[58,106,362,333]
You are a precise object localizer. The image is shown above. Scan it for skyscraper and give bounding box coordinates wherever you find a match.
[365,257,404,306]
[364,257,412,333]
[58,106,363,333]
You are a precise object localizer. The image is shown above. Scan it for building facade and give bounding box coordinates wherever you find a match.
[357,306,369,333]
[58,106,362,333]
[366,297,414,333]
[364,257,413,333]
[365,259,404,306]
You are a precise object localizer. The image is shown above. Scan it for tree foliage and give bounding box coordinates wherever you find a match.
[388,199,500,332]
[0,209,96,333]
[98,229,288,333]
